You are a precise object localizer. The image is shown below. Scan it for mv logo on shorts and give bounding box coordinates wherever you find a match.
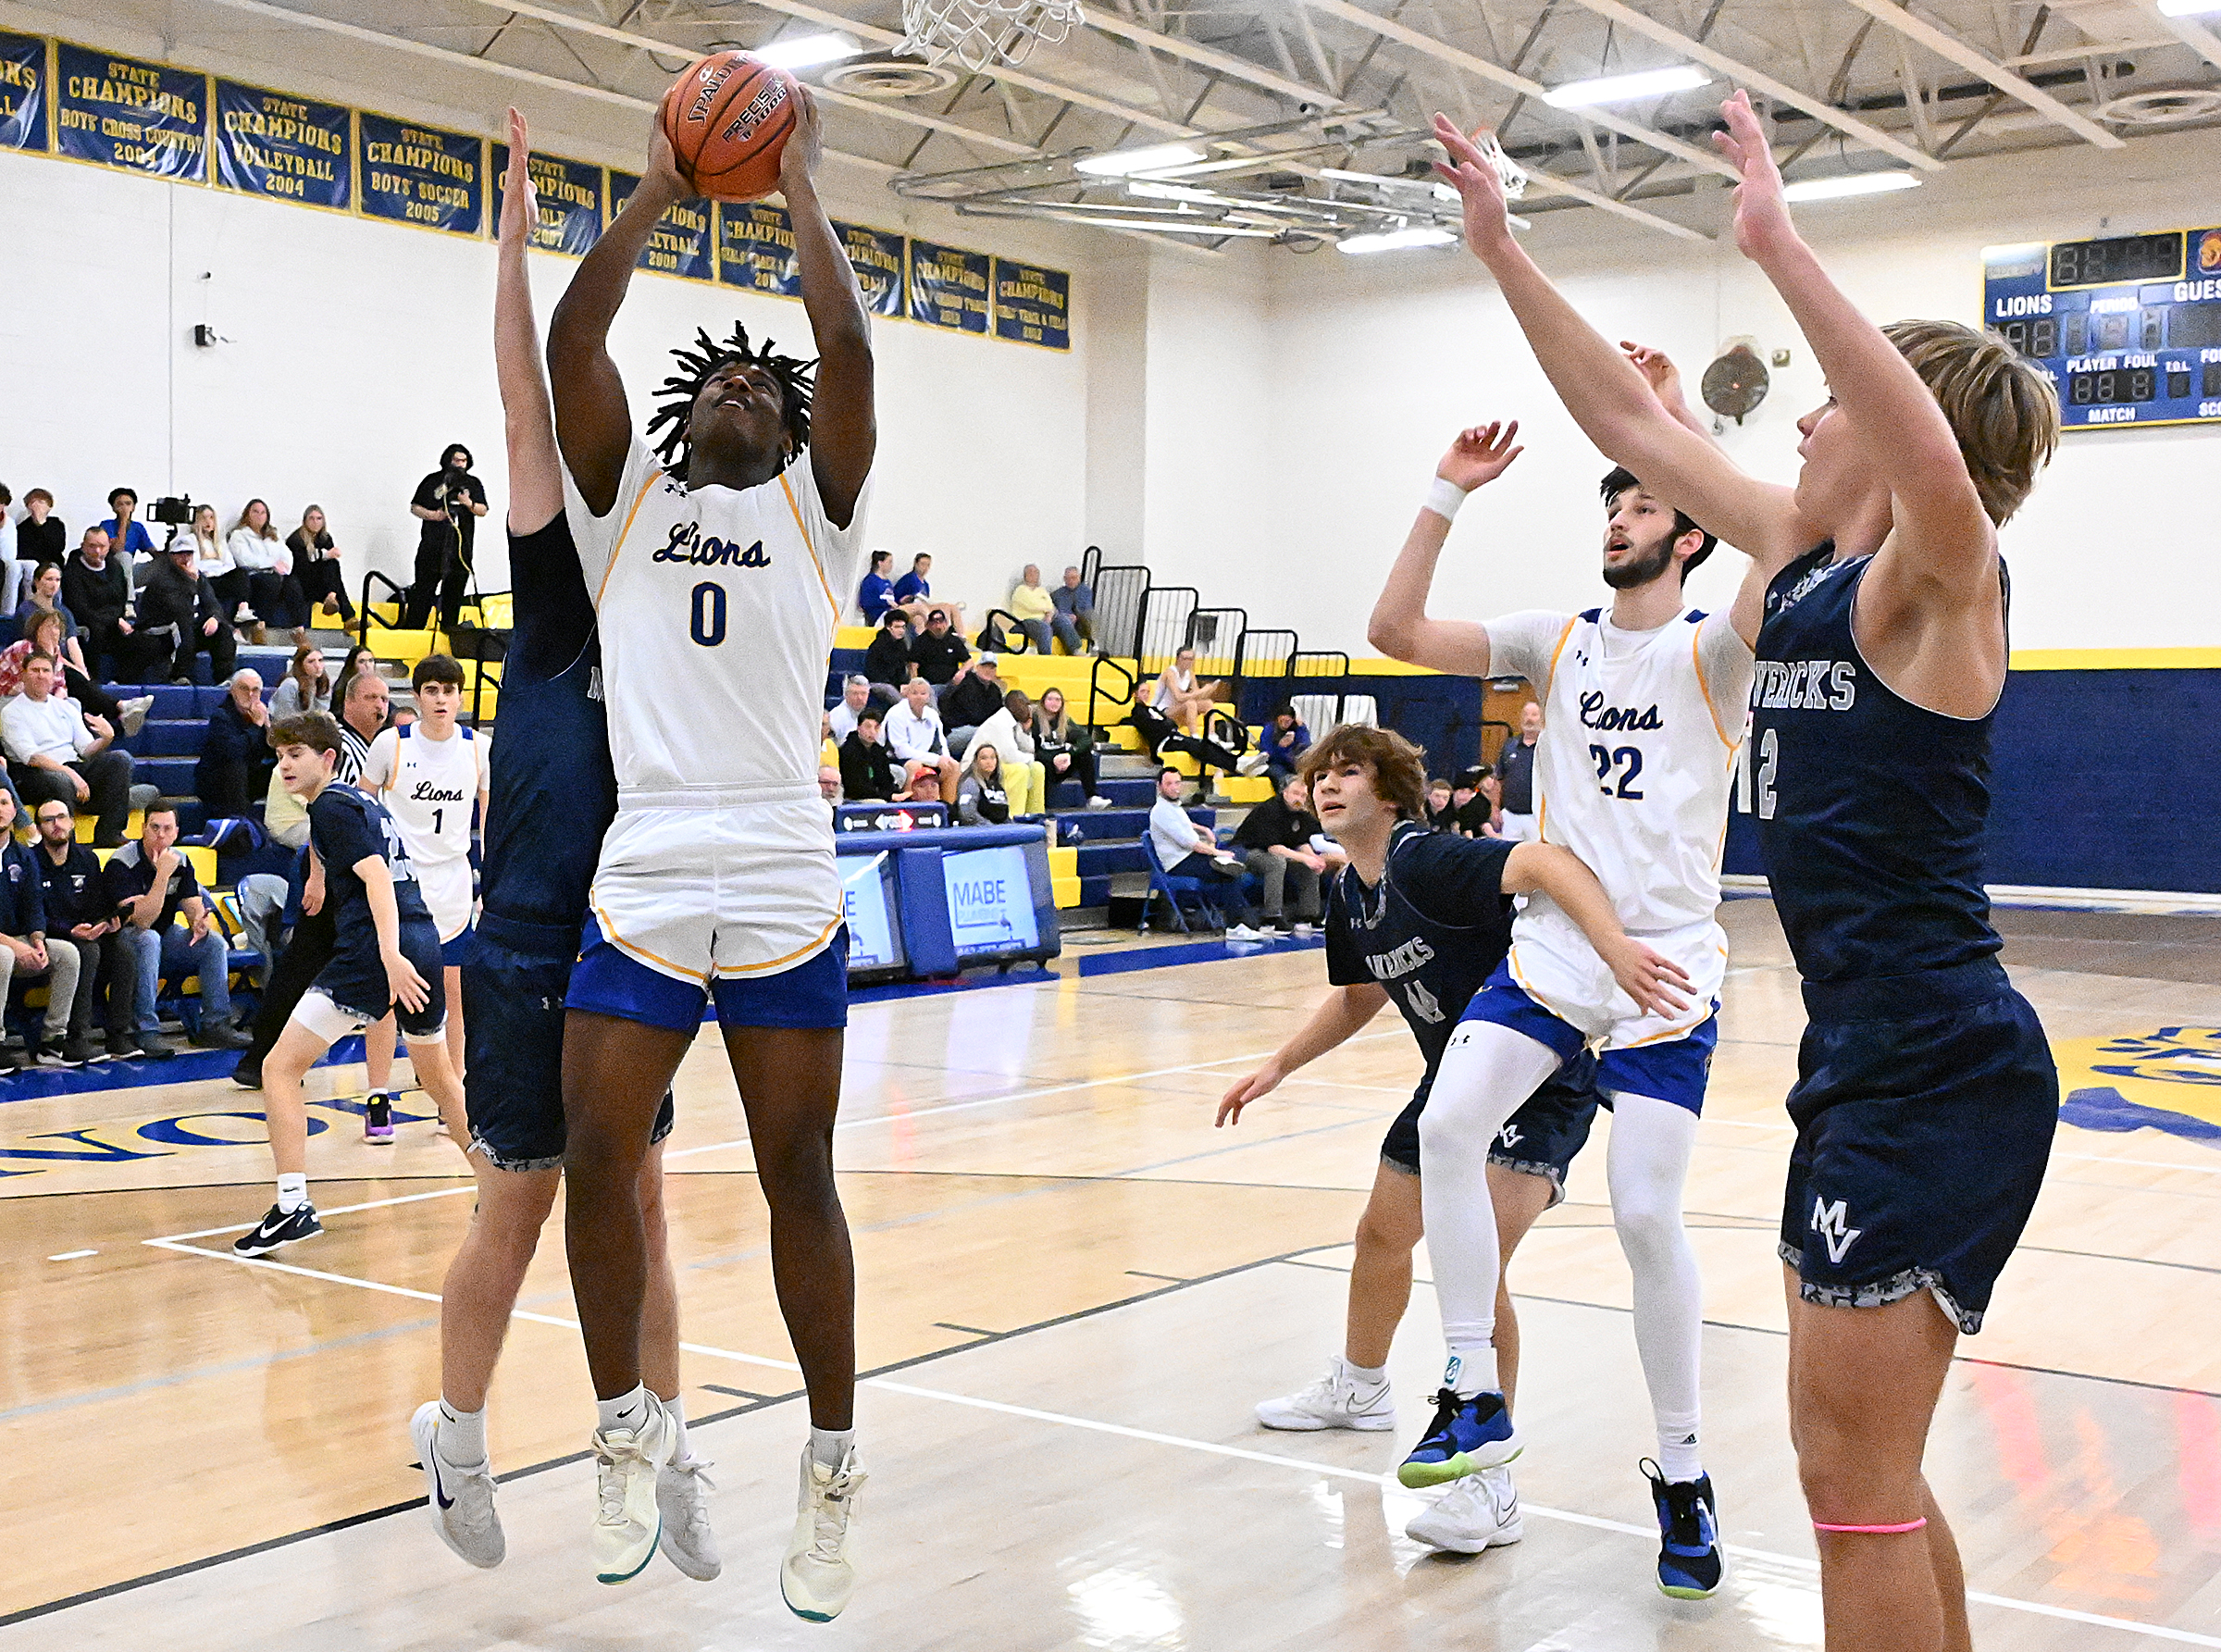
[1811,1195,1863,1264]
[1402,978,1446,1025]
[1496,1120,1523,1150]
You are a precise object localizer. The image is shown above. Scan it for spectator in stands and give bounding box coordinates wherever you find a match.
[98,488,158,572]
[900,761,942,806]
[826,674,873,742]
[1149,646,1218,737]
[329,644,378,714]
[965,688,1045,817]
[1494,700,1542,841]
[1262,704,1311,784]
[817,764,842,806]
[1424,776,1456,831]
[187,503,251,627]
[5,608,138,733]
[1132,646,1247,776]
[17,489,68,579]
[3,653,132,846]
[270,646,331,719]
[957,741,1011,826]
[1050,565,1094,655]
[287,505,353,625]
[863,610,915,705]
[0,789,88,1070]
[105,801,249,1055]
[1148,766,1266,940]
[14,560,76,634]
[1234,772,1327,936]
[198,669,276,817]
[405,443,489,630]
[1452,764,1501,838]
[892,552,962,631]
[63,528,132,684]
[136,537,237,685]
[230,500,309,645]
[911,606,970,699]
[0,483,18,615]
[858,549,897,625]
[1004,565,1058,655]
[31,796,116,1066]
[838,710,900,802]
[942,653,1008,755]
[885,677,960,803]
[262,754,310,850]
[1033,687,1110,811]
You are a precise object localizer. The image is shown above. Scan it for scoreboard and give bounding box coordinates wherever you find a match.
[1982,227,2221,430]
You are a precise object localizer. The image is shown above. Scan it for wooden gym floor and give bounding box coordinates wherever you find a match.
[3,899,2219,1648]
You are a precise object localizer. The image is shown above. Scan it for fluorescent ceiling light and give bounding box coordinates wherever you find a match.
[1127,180,1236,205]
[1338,226,1458,255]
[1318,166,1454,199]
[1781,170,1922,201]
[1542,65,1710,107]
[751,33,863,70]
[2157,0,2221,16]
[1075,143,1206,177]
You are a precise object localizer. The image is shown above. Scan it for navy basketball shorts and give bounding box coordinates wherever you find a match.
[1778,960,2058,1335]
[464,939,673,1172]
[1383,1050,1602,1210]
[565,917,850,1035]
[300,916,447,1041]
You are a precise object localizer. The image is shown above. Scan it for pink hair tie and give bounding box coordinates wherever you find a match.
[1814,1518,1928,1534]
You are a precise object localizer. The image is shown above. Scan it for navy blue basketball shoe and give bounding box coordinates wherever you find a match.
[1643,1459,1725,1598]
[1397,1387,1520,1488]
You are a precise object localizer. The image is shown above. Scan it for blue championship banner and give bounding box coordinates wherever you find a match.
[908,239,990,334]
[214,80,349,210]
[358,111,482,237]
[834,220,906,317]
[992,258,1071,350]
[491,143,602,256]
[0,33,44,152]
[609,169,713,282]
[718,201,800,297]
[55,43,208,181]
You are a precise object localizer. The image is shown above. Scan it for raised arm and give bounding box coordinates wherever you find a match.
[1216,982,1392,1126]
[495,110,563,537]
[1502,841,1691,1018]
[547,129,689,513]
[1432,115,1807,571]
[1365,422,1524,675]
[777,88,875,528]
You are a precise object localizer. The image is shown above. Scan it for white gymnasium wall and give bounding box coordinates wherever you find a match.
[0,0,1100,616]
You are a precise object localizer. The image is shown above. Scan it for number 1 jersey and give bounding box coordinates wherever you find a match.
[564,436,870,805]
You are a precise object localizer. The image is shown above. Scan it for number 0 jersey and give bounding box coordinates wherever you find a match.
[563,436,871,806]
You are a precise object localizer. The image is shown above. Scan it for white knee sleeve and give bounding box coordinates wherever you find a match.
[1606,1092,1705,1440]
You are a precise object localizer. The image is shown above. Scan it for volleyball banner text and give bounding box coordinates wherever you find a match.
[215,80,351,211]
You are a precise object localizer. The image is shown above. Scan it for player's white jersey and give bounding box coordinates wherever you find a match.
[565,436,870,807]
[361,722,489,941]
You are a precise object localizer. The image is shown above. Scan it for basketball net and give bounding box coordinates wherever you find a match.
[899,0,1085,71]
[1474,130,1530,201]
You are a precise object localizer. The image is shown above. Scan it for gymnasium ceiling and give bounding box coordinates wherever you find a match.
[143,0,2221,244]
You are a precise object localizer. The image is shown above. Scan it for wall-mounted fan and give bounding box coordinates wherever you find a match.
[1701,342,1769,425]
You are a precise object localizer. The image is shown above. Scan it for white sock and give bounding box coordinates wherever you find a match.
[660,1392,690,1462]
[1446,1339,1499,1400]
[1340,1356,1388,1385]
[275,1173,308,1213]
[596,1385,652,1436]
[1655,1419,1703,1484]
[810,1426,856,1468]
[436,1399,487,1467]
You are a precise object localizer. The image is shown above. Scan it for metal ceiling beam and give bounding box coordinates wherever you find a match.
[1560,0,1942,168]
[1831,0,2127,146]
[2128,0,2221,71]
[1084,8,1343,107]
[1298,0,1741,180]
[1517,161,1711,240]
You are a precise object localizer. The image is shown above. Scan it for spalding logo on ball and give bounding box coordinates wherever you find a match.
[660,52,802,202]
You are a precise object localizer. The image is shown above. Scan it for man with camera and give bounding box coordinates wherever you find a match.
[403,444,488,631]
[131,533,237,684]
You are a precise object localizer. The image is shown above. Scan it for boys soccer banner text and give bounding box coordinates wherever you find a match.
[358,111,482,237]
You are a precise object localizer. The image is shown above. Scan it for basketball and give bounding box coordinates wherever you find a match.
[658,51,801,202]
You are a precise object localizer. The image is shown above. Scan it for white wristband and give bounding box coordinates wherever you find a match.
[1423,476,1470,523]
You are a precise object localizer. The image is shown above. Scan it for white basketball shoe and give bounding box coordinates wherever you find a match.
[781,1445,865,1621]
[1406,1464,1525,1553]
[1255,1355,1396,1432]
[590,1397,676,1584]
[656,1454,722,1581]
[409,1401,504,1568]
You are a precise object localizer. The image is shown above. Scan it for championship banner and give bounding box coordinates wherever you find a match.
[214,80,349,211]
[834,220,905,317]
[491,143,602,256]
[609,169,713,282]
[0,33,44,152]
[718,201,800,298]
[908,240,989,334]
[55,43,208,182]
[358,111,482,237]
[992,258,1071,351]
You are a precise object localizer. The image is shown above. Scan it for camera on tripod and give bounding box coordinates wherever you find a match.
[149,496,195,527]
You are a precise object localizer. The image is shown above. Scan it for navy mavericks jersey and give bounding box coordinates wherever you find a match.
[1751,543,2002,984]
[1325,822,1516,1087]
[310,783,433,958]
[478,512,619,957]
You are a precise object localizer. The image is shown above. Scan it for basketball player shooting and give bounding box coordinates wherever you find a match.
[546,81,875,1620]
[1431,91,2062,1652]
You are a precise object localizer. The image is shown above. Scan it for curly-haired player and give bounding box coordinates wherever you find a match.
[546,85,873,1616]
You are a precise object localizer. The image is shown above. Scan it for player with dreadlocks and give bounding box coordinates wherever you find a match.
[546,84,875,1618]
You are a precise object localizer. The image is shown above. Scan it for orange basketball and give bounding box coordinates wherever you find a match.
[659,52,801,202]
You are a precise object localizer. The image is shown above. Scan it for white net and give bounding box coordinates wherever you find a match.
[899,0,1086,71]
[1475,130,1530,200]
